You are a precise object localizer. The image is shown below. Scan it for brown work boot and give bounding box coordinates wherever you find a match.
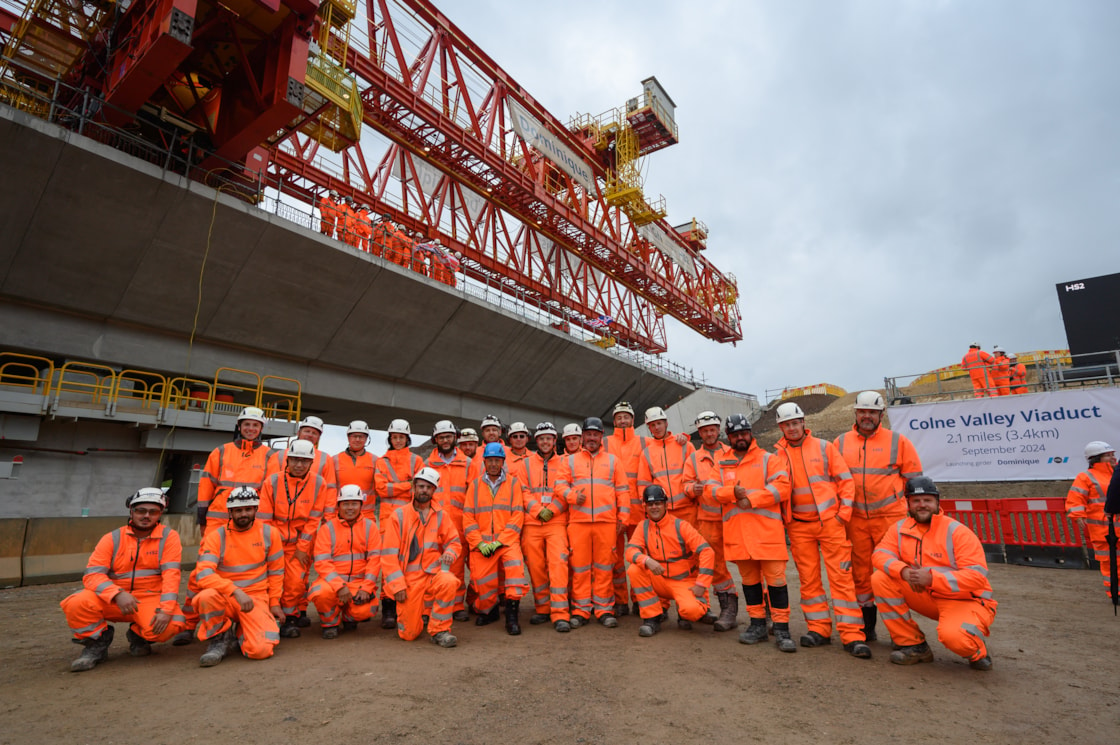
[70,626,114,672]
[969,655,993,671]
[890,642,934,666]
[714,592,739,632]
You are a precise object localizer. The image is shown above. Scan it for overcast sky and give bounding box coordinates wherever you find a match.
[441,1,1119,398]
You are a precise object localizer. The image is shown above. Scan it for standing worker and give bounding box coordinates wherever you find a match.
[562,423,583,455]
[60,488,187,672]
[625,486,715,638]
[636,407,698,526]
[308,484,380,638]
[506,422,532,472]
[427,420,479,621]
[458,428,480,460]
[872,477,997,670]
[1008,355,1028,395]
[961,343,994,397]
[332,420,376,519]
[379,468,461,647]
[834,391,923,643]
[318,190,340,237]
[990,346,1012,396]
[715,413,795,653]
[772,403,871,658]
[271,415,338,506]
[1066,441,1116,598]
[605,401,642,617]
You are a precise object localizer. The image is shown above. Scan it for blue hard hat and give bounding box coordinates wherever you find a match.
[483,442,505,459]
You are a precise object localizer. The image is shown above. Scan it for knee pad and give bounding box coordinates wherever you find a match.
[742,583,764,606]
[767,584,789,610]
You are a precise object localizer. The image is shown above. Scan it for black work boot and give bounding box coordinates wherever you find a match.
[171,628,195,646]
[799,631,831,648]
[638,615,661,637]
[126,628,152,657]
[381,598,398,630]
[475,604,500,626]
[297,610,311,628]
[714,592,739,632]
[71,626,114,672]
[890,642,934,665]
[862,606,878,642]
[505,599,522,636]
[677,611,693,630]
[280,615,301,638]
[738,618,768,645]
[773,622,797,653]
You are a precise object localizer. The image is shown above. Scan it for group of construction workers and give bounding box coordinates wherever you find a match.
[961,343,1029,397]
[316,191,458,286]
[62,392,1010,674]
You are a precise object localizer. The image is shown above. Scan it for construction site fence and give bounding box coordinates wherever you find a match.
[0,351,302,423]
[884,348,1120,404]
[0,62,700,389]
[940,497,1098,569]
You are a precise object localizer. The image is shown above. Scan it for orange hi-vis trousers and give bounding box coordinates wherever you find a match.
[469,544,527,613]
[308,580,376,628]
[697,519,735,593]
[871,570,995,662]
[194,588,280,660]
[735,559,790,623]
[522,523,570,622]
[61,590,185,643]
[612,526,636,607]
[627,563,709,622]
[396,571,459,641]
[847,511,904,608]
[280,546,312,618]
[568,522,617,619]
[787,519,863,643]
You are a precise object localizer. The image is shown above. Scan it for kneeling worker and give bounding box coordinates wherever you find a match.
[61,487,187,671]
[626,485,714,637]
[309,484,381,638]
[872,477,997,670]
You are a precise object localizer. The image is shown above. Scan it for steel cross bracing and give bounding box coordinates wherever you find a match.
[270,0,741,354]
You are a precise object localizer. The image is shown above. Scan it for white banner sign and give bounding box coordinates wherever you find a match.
[508,100,596,192]
[637,223,698,278]
[887,388,1120,482]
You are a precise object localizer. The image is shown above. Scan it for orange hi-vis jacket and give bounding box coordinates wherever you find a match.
[873,513,996,606]
[82,523,182,611]
[773,432,855,524]
[604,426,642,503]
[198,439,272,530]
[380,503,462,596]
[834,426,923,519]
[715,441,791,561]
[427,449,478,525]
[463,473,525,549]
[313,515,381,596]
[1010,362,1028,393]
[626,515,715,585]
[682,443,732,523]
[962,347,994,381]
[269,447,338,494]
[516,451,569,527]
[374,448,425,523]
[1066,462,1114,534]
[258,472,332,555]
[507,449,531,477]
[555,449,630,525]
[636,434,696,520]
[332,448,375,496]
[196,521,284,604]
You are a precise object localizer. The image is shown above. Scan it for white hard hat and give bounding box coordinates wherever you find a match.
[297,415,325,433]
[458,427,479,443]
[970,342,981,348]
[612,401,634,416]
[480,415,502,430]
[126,487,167,510]
[238,406,266,424]
[694,410,720,428]
[414,467,441,487]
[534,422,558,438]
[337,484,365,502]
[226,486,260,508]
[562,423,583,438]
[432,420,457,437]
[1085,441,1114,459]
[387,418,411,435]
[854,391,886,411]
[347,420,370,436]
[775,402,806,424]
[287,439,316,459]
[508,421,530,436]
[644,406,667,424]
[993,345,1005,353]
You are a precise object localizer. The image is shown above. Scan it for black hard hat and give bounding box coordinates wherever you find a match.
[725,413,752,433]
[905,476,940,498]
[582,416,605,433]
[642,485,668,503]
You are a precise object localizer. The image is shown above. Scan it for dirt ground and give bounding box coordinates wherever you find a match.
[2,561,1117,745]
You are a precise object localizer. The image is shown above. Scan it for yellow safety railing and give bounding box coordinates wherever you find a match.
[260,375,302,422]
[0,353,55,393]
[55,360,117,406]
[112,369,167,411]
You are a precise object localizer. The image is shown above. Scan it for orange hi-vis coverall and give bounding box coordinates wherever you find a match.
[834,426,923,609]
[1066,462,1115,595]
[269,448,338,512]
[375,449,425,526]
[380,503,462,640]
[773,432,863,644]
[514,451,570,622]
[355,206,373,251]
[605,426,642,607]
[462,472,528,612]
[962,347,995,397]
[318,194,338,236]
[682,443,736,594]
[872,513,997,663]
[715,441,792,623]
[332,448,376,516]
[258,471,332,618]
[308,514,381,628]
[427,449,479,614]
[198,439,273,534]
[61,523,187,643]
[1009,362,1028,394]
[991,354,1012,396]
[555,450,630,620]
[340,203,360,247]
[194,521,284,659]
[626,514,715,623]
[637,434,698,526]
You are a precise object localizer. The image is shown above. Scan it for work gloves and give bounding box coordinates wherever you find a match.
[478,541,502,557]
[538,508,554,522]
